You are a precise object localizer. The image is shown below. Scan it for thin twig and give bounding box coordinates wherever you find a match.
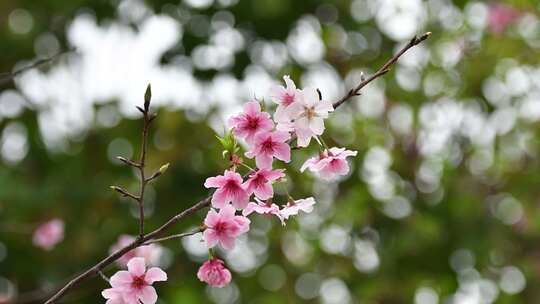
[110,186,140,202]
[43,32,431,304]
[98,271,110,283]
[135,85,153,239]
[0,48,76,86]
[332,32,431,109]
[116,156,141,168]
[142,227,204,245]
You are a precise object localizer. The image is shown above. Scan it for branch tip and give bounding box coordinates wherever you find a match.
[144,84,152,111]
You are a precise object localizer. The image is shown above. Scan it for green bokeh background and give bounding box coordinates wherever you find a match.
[1,0,540,303]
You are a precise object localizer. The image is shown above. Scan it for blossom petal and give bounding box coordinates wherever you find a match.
[203,229,218,248]
[264,169,285,181]
[273,142,291,163]
[211,189,229,209]
[138,286,158,304]
[204,176,226,188]
[109,270,132,288]
[220,205,237,219]
[254,183,273,200]
[127,257,146,277]
[220,236,236,250]
[309,117,325,135]
[242,202,257,216]
[145,267,167,283]
[204,209,220,227]
[243,101,260,116]
[272,130,291,142]
[255,154,273,169]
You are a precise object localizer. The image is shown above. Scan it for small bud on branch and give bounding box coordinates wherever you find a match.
[144,84,152,112]
[110,186,139,201]
[116,156,140,168]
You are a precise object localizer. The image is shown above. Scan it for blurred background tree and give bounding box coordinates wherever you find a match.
[1,0,540,303]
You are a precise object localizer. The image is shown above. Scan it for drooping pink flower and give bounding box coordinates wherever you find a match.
[279,197,317,221]
[301,147,358,181]
[197,258,232,288]
[203,205,250,250]
[244,168,285,200]
[228,101,274,143]
[287,88,334,147]
[204,170,249,209]
[109,235,163,268]
[32,218,64,251]
[270,75,302,123]
[242,198,284,225]
[487,4,521,35]
[102,257,167,304]
[245,131,291,169]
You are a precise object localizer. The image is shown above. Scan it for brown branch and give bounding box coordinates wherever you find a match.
[43,32,430,304]
[0,48,76,87]
[109,186,139,202]
[332,32,431,109]
[135,84,154,239]
[142,227,204,246]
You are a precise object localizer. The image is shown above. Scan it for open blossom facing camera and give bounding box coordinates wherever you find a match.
[228,101,274,143]
[203,205,250,250]
[204,170,249,209]
[289,88,334,147]
[33,218,64,251]
[109,235,163,267]
[301,147,358,181]
[197,258,232,288]
[193,76,356,288]
[102,257,167,304]
[244,168,285,200]
[245,130,291,168]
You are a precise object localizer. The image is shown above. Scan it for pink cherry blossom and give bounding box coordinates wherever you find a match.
[204,170,249,209]
[102,257,167,304]
[228,101,274,143]
[32,218,64,251]
[245,131,291,169]
[301,147,357,181]
[487,4,520,34]
[109,235,163,268]
[203,205,250,250]
[243,198,284,225]
[270,75,302,122]
[244,168,285,200]
[197,258,232,288]
[279,197,316,221]
[288,88,334,147]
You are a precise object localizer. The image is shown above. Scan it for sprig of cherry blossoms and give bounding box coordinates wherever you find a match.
[44,32,431,304]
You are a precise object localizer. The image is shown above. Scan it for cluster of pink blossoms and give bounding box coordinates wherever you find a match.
[102,76,357,301]
[197,76,357,288]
